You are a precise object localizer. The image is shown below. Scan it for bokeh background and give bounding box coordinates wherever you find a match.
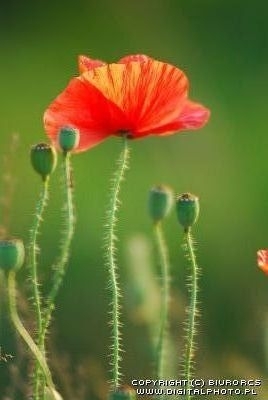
[0,0,268,399]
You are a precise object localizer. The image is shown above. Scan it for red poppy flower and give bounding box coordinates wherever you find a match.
[257,250,268,275]
[44,54,210,152]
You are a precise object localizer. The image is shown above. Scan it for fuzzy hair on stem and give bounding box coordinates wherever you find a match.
[104,136,130,390]
[182,230,200,400]
[40,152,76,397]
[27,177,50,399]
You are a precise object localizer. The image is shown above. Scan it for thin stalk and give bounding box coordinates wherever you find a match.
[105,136,130,390]
[183,228,199,400]
[7,271,56,400]
[154,221,170,380]
[28,177,49,399]
[40,152,75,396]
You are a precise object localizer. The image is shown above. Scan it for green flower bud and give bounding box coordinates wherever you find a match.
[148,185,173,223]
[44,387,63,400]
[0,238,25,272]
[31,143,57,181]
[176,193,199,232]
[58,126,80,153]
[109,386,136,400]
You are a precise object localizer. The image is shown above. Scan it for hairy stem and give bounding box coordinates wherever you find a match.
[28,177,49,399]
[154,222,170,381]
[183,229,199,400]
[41,152,75,395]
[105,136,130,390]
[7,271,56,400]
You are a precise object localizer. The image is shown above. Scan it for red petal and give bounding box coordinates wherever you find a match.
[139,100,210,137]
[82,59,189,137]
[78,55,106,74]
[257,250,268,275]
[44,77,128,152]
[45,55,210,151]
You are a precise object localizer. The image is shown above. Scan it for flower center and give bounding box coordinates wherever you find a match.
[117,130,133,139]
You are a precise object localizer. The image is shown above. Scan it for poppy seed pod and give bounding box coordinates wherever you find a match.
[31,143,57,181]
[148,185,174,223]
[176,193,199,232]
[109,386,136,400]
[0,238,25,272]
[58,126,80,153]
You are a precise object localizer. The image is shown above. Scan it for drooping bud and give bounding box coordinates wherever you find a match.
[109,386,136,400]
[31,143,57,181]
[148,185,173,223]
[44,387,63,400]
[176,193,199,232]
[0,238,25,272]
[58,126,80,153]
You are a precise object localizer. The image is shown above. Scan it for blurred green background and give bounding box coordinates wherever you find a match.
[1,0,268,398]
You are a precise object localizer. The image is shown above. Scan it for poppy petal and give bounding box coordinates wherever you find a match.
[257,250,268,275]
[82,59,189,137]
[138,100,210,137]
[178,100,211,130]
[44,54,210,151]
[78,55,106,74]
[44,77,128,152]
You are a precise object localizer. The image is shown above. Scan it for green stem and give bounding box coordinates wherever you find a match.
[40,152,75,396]
[105,136,130,390]
[28,177,49,399]
[183,229,199,400]
[7,271,56,399]
[154,222,170,381]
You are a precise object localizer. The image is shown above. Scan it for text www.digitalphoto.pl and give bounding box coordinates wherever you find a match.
[131,379,262,396]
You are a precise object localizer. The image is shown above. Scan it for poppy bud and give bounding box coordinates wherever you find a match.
[31,143,57,181]
[58,126,80,153]
[44,387,63,400]
[148,185,173,223]
[176,193,199,232]
[0,238,25,272]
[109,386,136,400]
